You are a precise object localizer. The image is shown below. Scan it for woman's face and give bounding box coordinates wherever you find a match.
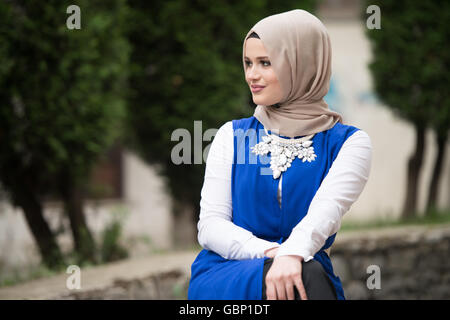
[244,38,283,106]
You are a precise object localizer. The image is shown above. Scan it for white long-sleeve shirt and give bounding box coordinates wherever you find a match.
[197,120,372,262]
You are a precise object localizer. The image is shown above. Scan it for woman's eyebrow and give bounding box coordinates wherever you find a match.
[244,56,269,60]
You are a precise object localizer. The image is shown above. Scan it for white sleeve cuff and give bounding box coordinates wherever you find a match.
[241,237,281,259]
[274,236,314,262]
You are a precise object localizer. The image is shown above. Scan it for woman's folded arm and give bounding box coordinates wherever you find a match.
[275,129,373,261]
[197,121,280,260]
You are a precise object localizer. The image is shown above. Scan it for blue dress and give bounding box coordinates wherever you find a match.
[188,116,360,300]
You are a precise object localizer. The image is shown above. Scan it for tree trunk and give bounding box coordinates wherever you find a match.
[13,185,65,269]
[61,177,97,264]
[402,124,426,219]
[426,131,448,214]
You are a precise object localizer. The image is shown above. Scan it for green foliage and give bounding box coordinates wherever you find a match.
[124,0,316,213]
[0,0,130,269]
[100,205,129,263]
[0,263,59,288]
[0,0,130,202]
[364,0,450,132]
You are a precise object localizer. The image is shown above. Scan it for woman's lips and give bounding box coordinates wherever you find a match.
[251,85,265,93]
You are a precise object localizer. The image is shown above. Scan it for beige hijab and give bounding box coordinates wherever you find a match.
[242,9,343,138]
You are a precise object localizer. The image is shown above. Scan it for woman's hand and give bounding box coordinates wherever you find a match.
[265,255,308,300]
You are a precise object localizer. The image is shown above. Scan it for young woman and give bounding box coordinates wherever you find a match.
[187,9,372,300]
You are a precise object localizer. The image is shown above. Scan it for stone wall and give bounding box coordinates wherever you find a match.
[330,224,450,299]
[59,270,189,300]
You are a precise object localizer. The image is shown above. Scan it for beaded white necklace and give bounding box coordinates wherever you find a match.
[250,128,316,179]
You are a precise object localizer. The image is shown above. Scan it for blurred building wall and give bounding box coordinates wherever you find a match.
[320,9,450,222]
[0,149,174,277]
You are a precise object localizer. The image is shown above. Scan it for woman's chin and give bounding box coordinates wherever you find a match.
[253,101,275,107]
[252,97,269,106]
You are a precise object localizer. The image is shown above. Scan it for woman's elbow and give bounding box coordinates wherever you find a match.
[197,221,208,249]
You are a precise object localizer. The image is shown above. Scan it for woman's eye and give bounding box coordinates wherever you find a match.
[245,60,270,67]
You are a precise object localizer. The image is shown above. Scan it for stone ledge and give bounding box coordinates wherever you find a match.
[333,223,450,253]
[0,250,197,300]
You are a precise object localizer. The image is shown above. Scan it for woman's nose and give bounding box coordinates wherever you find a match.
[247,66,260,80]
